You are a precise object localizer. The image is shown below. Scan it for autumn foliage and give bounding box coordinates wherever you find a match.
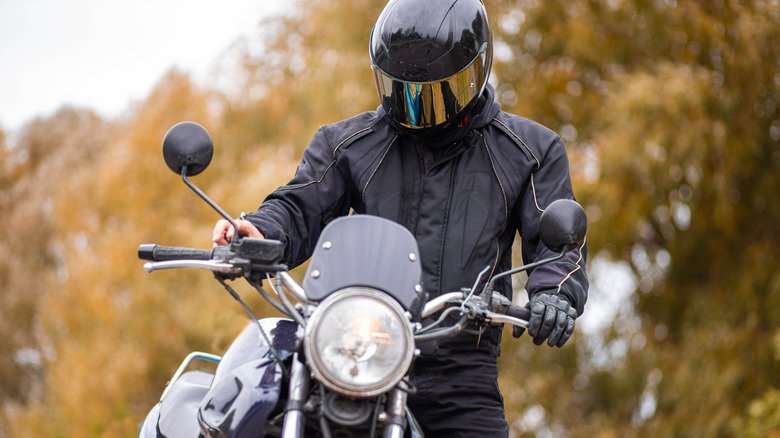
[1,0,779,436]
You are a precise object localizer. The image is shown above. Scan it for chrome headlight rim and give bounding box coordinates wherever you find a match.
[304,287,414,398]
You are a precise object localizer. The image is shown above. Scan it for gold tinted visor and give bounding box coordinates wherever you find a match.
[372,46,489,129]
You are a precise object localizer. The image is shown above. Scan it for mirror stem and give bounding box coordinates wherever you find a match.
[181,166,241,247]
[480,251,566,300]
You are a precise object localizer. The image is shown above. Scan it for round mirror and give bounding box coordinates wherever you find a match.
[539,199,587,253]
[162,121,213,176]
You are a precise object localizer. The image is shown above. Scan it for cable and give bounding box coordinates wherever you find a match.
[215,276,284,368]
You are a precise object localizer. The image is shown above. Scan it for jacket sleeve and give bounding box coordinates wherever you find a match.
[516,136,588,316]
[244,128,353,268]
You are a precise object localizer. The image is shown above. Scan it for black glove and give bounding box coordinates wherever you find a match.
[513,291,576,347]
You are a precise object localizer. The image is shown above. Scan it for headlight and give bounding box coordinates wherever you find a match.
[304,287,414,398]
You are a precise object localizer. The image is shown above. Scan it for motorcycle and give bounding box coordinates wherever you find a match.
[138,121,587,438]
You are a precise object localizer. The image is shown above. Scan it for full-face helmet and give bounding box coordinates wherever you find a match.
[370,0,493,130]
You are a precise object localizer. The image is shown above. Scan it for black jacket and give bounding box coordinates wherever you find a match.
[246,85,588,350]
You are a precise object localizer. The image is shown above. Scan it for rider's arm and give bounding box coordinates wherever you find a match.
[516,135,588,316]
[243,128,353,268]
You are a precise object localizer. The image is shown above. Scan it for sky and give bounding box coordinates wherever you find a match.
[0,0,285,134]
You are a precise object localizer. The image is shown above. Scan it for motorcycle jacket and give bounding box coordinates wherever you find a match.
[246,84,588,354]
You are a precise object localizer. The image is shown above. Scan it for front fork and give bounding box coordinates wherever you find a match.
[281,353,309,438]
[281,353,409,438]
[382,387,407,438]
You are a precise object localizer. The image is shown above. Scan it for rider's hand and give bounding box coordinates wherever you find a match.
[212,219,264,247]
[515,291,576,348]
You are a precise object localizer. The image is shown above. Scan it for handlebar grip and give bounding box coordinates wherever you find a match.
[138,244,213,261]
[506,304,531,321]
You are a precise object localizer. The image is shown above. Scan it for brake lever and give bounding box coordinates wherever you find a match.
[484,312,529,329]
[143,260,243,275]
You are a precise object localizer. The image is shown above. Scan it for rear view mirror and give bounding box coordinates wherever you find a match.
[160,121,237,245]
[162,121,213,177]
[539,199,587,253]
[481,199,587,298]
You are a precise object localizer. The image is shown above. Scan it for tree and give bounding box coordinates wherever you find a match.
[0,106,107,411]
[3,0,779,436]
[488,0,780,435]
[2,71,246,436]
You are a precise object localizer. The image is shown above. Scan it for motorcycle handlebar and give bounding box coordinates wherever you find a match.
[138,244,214,262]
[420,291,531,332]
[505,304,531,321]
[485,303,530,329]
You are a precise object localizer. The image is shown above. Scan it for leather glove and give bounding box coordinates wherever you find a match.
[513,291,577,347]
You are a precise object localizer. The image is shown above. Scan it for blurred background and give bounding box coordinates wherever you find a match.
[1,0,778,436]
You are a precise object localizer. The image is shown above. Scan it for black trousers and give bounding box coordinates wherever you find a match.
[407,348,509,437]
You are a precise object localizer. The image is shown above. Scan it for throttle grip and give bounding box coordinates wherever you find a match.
[506,304,531,321]
[138,244,213,261]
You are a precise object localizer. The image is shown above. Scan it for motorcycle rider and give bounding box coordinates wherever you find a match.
[213,0,588,436]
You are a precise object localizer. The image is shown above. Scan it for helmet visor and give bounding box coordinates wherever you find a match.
[372,45,489,129]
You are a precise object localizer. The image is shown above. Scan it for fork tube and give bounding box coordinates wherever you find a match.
[279,271,307,303]
[382,387,407,438]
[282,353,309,438]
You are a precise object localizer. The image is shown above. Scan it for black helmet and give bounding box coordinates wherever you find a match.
[370,0,493,130]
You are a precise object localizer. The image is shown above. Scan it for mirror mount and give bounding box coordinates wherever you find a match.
[479,199,587,302]
[163,122,242,248]
[178,165,242,249]
[479,252,566,300]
